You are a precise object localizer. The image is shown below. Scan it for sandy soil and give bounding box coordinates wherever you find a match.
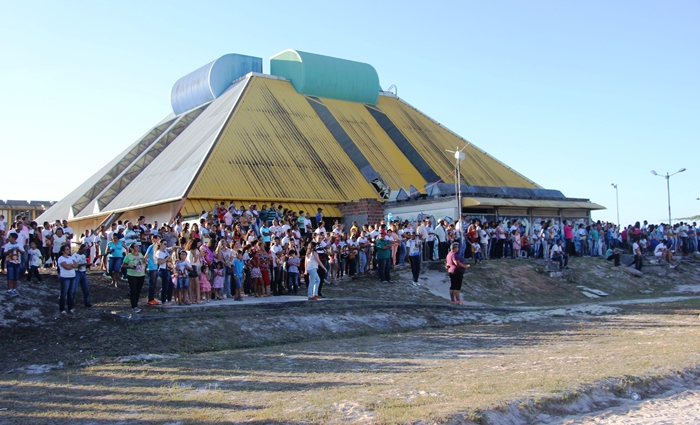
[557,388,700,424]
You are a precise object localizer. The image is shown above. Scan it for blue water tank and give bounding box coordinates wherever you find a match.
[170,54,262,114]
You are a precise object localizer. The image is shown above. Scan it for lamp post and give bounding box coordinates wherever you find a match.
[446,147,466,223]
[610,183,620,226]
[651,168,686,226]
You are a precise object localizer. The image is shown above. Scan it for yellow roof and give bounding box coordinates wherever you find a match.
[187,77,381,203]
[462,197,605,210]
[320,98,427,190]
[376,96,540,189]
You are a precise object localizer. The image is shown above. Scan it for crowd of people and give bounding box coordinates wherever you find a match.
[2,203,697,314]
[450,218,698,272]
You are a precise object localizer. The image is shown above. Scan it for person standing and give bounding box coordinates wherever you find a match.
[406,232,421,284]
[305,241,326,300]
[375,230,393,283]
[122,243,146,313]
[3,232,24,296]
[71,244,92,308]
[144,235,160,306]
[563,220,575,257]
[445,242,470,304]
[631,236,643,271]
[435,220,448,260]
[57,244,78,315]
[106,233,124,287]
[156,241,173,305]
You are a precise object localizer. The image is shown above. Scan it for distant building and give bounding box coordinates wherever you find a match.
[39,49,603,235]
[1,200,55,223]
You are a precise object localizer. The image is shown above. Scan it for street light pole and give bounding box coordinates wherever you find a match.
[446,147,466,223]
[651,168,686,226]
[611,183,620,226]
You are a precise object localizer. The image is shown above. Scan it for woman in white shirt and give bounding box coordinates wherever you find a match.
[186,239,202,304]
[52,227,68,268]
[57,244,78,315]
[305,241,327,300]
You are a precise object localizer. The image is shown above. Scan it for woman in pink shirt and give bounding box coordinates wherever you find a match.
[445,242,470,305]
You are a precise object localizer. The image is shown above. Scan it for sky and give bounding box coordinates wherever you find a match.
[0,0,698,225]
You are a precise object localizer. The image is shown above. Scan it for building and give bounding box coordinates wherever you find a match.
[38,49,603,235]
[1,200,55,223]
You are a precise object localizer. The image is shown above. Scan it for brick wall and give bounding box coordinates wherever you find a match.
[339,198,386,227]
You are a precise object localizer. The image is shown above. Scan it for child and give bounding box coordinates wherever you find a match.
[272,250,285,295]
[26,241,43,283]
[287,250,300,295]
[211,261,224,300]
[3,232,24,296]
[232,250,245,301]
[200,264,212,302]
[175,250,193,305]
[473,241,482,264]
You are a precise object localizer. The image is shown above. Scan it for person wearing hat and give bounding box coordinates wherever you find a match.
[445,241,470,304]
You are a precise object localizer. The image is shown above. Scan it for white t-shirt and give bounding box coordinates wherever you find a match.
[479,229,489,244]
[72,252,88,272]
[550,244,563,256]
[654,244,665,257]
[3,242,24,263]
[270,244,283,256]
[57,255,76,278]
[0,220,5,232]
[156,250,169,269]
[42,229,53,245]
[28,248,43,267]
[52,235,67,253]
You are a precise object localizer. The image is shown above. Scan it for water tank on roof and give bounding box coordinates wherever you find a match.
[270,49,380,104]
[170,53,263,115]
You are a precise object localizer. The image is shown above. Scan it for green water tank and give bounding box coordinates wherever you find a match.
[270,49,380,104]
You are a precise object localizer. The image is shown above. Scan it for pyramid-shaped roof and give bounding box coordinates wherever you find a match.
[40,50,595,226]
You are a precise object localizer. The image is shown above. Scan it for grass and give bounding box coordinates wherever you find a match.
[2,308,700,424]
[1,257,699,424]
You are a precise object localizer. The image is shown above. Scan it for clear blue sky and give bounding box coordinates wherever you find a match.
[1,0,698,225]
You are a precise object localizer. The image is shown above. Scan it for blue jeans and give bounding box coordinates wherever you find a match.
[358,251,367,274]
[59,276,76,312]
[307,268,320,298]
[6,262,21,281]
[224,267,232,297]
[399,241,407,264]
[147,269,158,301]
[287,272,299,294]
[158,268,173,303]
[71,270,91,306]
[378,258,391,282]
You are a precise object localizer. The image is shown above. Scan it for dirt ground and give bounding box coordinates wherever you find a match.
[1,256,699,424]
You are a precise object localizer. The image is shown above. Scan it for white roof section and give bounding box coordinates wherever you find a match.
[36,119,171,224]
[100,76,249,214]
[39,75,251,223]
